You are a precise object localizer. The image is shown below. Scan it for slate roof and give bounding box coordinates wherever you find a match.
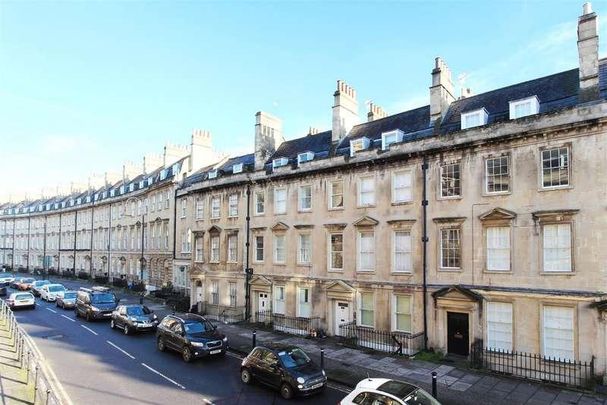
[218,153,255,174]
[269,130,333,163]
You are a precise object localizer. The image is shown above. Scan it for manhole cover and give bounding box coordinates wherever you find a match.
[44,334,63,340]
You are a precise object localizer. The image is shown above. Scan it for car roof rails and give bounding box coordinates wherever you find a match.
[91,286,111,292]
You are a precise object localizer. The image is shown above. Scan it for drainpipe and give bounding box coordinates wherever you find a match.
[244,183,252,321]
[26,216,31,272]
[43,216,47,273]
[108,203,112,279]
[73,210,77,275]
[58,212,62,272]
[90,201,94,277]
[422,156,429,351]
[11,214,16,270]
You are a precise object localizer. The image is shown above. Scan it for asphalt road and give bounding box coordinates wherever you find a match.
[7,279,349,405]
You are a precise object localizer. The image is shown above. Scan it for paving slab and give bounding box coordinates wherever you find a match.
[434,364,455,376]
[449,381,472,392]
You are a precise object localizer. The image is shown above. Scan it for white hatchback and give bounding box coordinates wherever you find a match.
[339,378,440,405]
[40,284,66,302]
[6,292,36,310]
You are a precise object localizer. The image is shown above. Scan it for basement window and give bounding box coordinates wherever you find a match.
[509,96,539,119]
[461,108,488,130]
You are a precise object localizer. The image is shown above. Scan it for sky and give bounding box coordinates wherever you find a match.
[0,0,605,202]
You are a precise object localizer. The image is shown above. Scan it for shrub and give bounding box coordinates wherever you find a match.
[166,296,190,312]
[112,278,128,288]
[131,281,146,292]
[94,276,109,284]
[17,267,28,273]
[77,271,90,280]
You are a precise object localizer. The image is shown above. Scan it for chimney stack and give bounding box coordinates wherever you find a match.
[578,2,600,102]
[122,161,141,182]
[367,102,387,122]
[332,80,360,142]
[254,112,284,170]
[163,143,189,167]
[429,57,455,125]
[143,153,164,174]
[190,129,218,172]
[459,88,473,100]
[308,127,319,136]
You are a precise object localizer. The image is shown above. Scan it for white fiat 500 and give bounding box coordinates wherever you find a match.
[40,284,66,302]
[6,292,36,310]
[339,378,440,405]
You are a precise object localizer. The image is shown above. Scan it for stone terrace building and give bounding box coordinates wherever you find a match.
[0,131,223,291]
[176,4,607,380]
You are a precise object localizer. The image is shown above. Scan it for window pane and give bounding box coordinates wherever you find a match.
[542,147,569,188]
[330,181,344,208]
[543,306,574,361]
[441,228,461,268]
[543,224,571,272]
[487,227,510,271]
[487,302,513,351]
[441,163,461,197]
[330,234,343,269]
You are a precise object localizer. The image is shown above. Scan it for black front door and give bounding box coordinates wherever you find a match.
[447,312,469,356]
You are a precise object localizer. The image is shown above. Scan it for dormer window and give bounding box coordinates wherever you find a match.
[160,169,167,181]
[119,185,125,194]
[139,180,144,189]
[232,163,243,174]
[86,196,91,203]
[350,137,371,157]
[461,108,488,130]
[110,190,115,197]
[381,130,404,150]
[147,178,153,186]
[46,204,51,210]
[208,170,218,179]
[102,191,107,198]
[509,96,539,119]
[70,200,75,206]
[297,152,315,165]
[273,157,289,169]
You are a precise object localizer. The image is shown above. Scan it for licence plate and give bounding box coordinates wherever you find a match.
[210,349,222,355]
[103,313,111,317]
[18,300,30,303]
[309,383,323,390]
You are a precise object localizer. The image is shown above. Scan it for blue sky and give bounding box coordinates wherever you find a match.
[0,0,604,201]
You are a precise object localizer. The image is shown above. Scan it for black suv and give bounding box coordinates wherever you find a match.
[75,286,119,321]
[110,304,158,335]
[156,314,227,362]
[240,344,326,399]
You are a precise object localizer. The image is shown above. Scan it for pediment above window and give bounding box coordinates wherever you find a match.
[432,285,483,303]
[323,223,347,231]
[479,208,517,221]
[325,280,355,293]
[207,225,222,234]
[250,275,272,286]
[353,216,379,227]
[294,224,314,229]
[193,230,205,237]
[271,222,290,232]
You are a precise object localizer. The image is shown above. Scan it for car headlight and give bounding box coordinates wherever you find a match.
[322,370,326,377]
[222,337,228,342]
[297,377,305,384]
[152,314,158,320]
[129,317,138,322]
[190,342,205,347]
[90,306,99,312]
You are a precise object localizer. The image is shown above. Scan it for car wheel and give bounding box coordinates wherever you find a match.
[157,337,166,352]
[182,347,192,363]
[280,383,294,400]
[240,368,253,385]
[86,312,91,322]
[110,319,116,329]
[123,325,130,335]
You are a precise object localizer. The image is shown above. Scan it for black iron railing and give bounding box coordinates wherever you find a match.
[338,321,424,356]
[470,341,595,389]
[253,310,320,336]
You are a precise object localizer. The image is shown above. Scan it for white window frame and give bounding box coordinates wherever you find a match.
[274,187,287,215]
[208,170,218,179]
[541,146,570,189]
[357,231,375,272]
[210,196,221,219]
[273,286,285,314]
[357,292,374,328]
[461,108,488,130]
[328,233,343,271]
[440,226,461,270]
[486,302,513,352]
[486,226,511,271]
[358,176,375,207]
[297,151,314,165]
[180,198,187,218]
[350,137,370,157]
[381,129,404,150]
[542,223,572,273]
[227,234,238,263]
[440,162,461,198]
[298,185,312,212]
[297,287,311,318]
[273,234,286,264]
[392,170,412,203]
[228,193,239,217]
[393,231,412,273]
[509,96,539,120]
[210,235,220,263]
[485,156,510,194]
[328,180,344,210]
[254,236,264,262]
[254,191,265,215]
[272,157,288,169]
[195,198,204,220]
[229,282,237,307]
[543,306,574,361]
[298,234,311,264]
[195,237,204,262]
[210,281,219,305]
[392,295,412,333]
[232,163,243,174]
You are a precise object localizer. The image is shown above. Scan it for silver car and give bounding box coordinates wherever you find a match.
[56,290,77,309]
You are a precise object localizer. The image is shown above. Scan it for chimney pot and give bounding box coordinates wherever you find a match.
[583,2,592,14]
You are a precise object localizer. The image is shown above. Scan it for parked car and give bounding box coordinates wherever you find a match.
[75,286,119,321]
[110,304,159,335]
[0,275,15,287]
[9,278,23,289]
[40,284,66,301]
[338,378,441,405]
[156,313,227,362]
[17,278,36,291]
[0,287,7,297]
[31,280,51,297]
[56,291,78,309]
[240,344,326,400]
[6,292,36,310]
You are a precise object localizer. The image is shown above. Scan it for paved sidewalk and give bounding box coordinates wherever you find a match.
[0,316,34,405]
[217,322,606,405]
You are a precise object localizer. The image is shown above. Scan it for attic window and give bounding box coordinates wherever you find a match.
[120,185,125,194]
[147,178,153,186]
[297,152,315,165]
[102,191,107,198]
[273,157,289,169]
[110,190,115,197]
[38,205,43,211]
[160,169,167,180]
[86,196,91,203]
[461,108,488,130]
[509,96,539,119]
[46,204,51,210]
[139,180,144,189]
[233,163,243,174]
[129,183,134,192]
[350,137,371,157]
[70,200,75,206]
[381,130,404,150]
[208,170,218,179]
[76,198,81,205]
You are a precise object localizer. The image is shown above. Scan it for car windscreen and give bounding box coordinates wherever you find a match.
[91,293,116,304]
[48,286,65,292]
[278,348,311,368]
[126,306,150,316]
[63,292,77,299]
[402,388,441,405]
[184,321,213,334]
[16,294,32,300]
[35,281,50,286]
